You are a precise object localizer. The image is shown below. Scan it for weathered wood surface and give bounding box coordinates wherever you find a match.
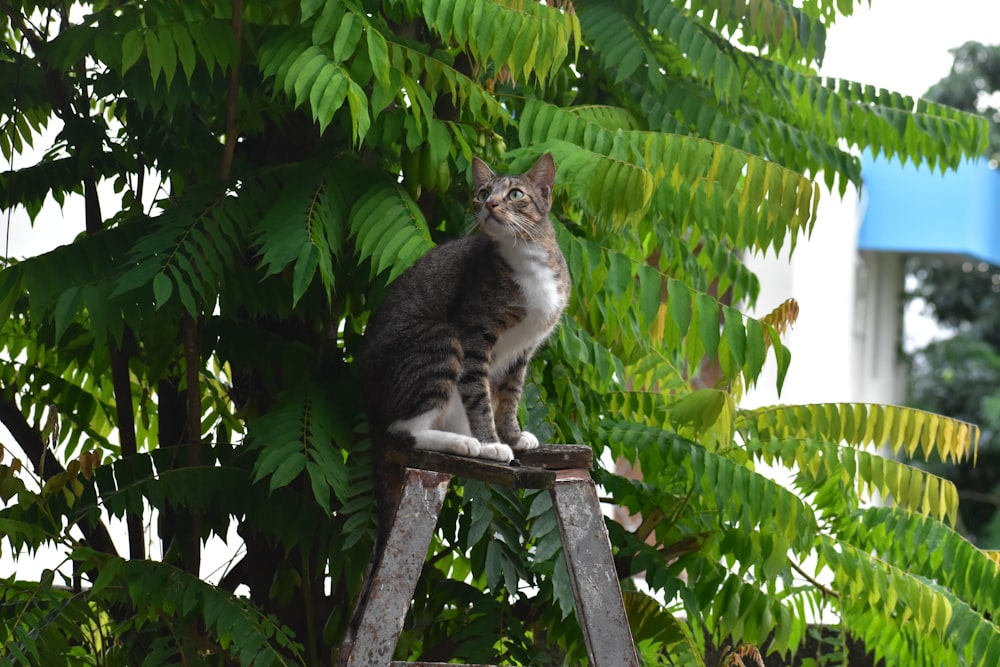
[385,443,592,489]
[517,443,592,469]
[389,663,529,667]
[338,469,451,667]
[551,469,640,667]
[343,443,637,667]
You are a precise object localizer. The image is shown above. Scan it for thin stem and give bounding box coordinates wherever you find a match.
[790,558,839,598]
[109,345,145,560]
[182,312,202,575]
[219,0,243,182]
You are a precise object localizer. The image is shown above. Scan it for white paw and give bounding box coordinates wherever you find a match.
[478,442,514,463]
[455,436,482,458]
[512,431,539,451]
[412,432,482,458]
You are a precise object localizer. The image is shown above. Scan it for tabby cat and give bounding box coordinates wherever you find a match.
[360,152,570,465]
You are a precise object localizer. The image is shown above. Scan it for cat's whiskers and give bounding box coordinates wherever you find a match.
[509,212,541,244]
[501,217,527,250]
[464,214,480,235]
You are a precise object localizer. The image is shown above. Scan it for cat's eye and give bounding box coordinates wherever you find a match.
[475,188,490,201]
[507,189,524,201]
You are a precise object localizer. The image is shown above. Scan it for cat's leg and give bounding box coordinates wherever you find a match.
[389,405,483,458]
[389,393,514,463]
[456,343,515,462]
[437,389,472,434]
[493,354,539,451]
[438,390,514,461]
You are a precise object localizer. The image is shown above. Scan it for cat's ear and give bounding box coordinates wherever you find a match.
[471,157,496,190]
[526,153,556,200]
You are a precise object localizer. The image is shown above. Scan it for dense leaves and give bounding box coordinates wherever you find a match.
[0,1,993,666]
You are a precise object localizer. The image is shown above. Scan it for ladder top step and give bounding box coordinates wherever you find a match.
[391,663,532,666]
[385,444,592,489]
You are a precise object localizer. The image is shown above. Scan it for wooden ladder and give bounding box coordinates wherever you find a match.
[337,444,639,667]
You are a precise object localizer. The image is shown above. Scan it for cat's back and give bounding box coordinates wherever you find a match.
[365,234,498,329]
[360,235,504,421]
[392,234,493,290]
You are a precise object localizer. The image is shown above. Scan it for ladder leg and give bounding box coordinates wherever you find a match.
[551,469,639,667]
[339,468,451,667]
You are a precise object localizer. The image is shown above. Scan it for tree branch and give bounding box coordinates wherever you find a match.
[790,558,839,598]
[109,345,145,560]
[633,506,665,544]
[219,0,243,182]
[1,6,44,54]
[959,489,1000,507]
[181,312,202,576]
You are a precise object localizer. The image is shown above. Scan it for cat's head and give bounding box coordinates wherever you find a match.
[471,153,556,242]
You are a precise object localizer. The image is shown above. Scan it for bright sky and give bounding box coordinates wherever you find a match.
[820,0,1000,97]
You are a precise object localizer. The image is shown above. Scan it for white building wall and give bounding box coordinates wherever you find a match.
[741,185,906,411]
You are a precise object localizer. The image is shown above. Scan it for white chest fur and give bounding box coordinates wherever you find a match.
[490,243,566,377]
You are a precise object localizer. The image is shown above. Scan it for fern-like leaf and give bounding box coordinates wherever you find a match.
[843,507,1000,623]
[76,554,305,663]
[601,420,818,551]
[750,437,961,526]
[386,40,509,127]
[623,591,706,663]
[422,0,579,85]
[642,0,742,105]
[674,0,828,65]
[348,180,433,282]
[247,383,351,515]
[818,534,1000,667]
[257,21,371,141]
[744,403,980,464]
[518,100,820,253]
[577,0,660,87]
[111,182,263,317]
[253,163,347,306]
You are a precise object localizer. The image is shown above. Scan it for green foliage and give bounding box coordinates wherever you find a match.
[0,1,993,665]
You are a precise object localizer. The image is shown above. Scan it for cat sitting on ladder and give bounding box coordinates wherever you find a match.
[361,153,570,464]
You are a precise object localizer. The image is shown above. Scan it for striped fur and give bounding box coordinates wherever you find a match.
[361,153,570,464]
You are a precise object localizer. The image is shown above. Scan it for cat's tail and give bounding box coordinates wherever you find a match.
[370,430,406,563]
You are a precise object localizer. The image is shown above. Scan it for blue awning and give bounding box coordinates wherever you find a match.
[858,153,1000,267]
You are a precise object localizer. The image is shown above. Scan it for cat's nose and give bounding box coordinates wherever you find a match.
[485,201,497,210]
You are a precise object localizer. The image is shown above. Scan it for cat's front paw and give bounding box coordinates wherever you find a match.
[456,436,483,458]
[512,431,539,451]
[478,442,515,463]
